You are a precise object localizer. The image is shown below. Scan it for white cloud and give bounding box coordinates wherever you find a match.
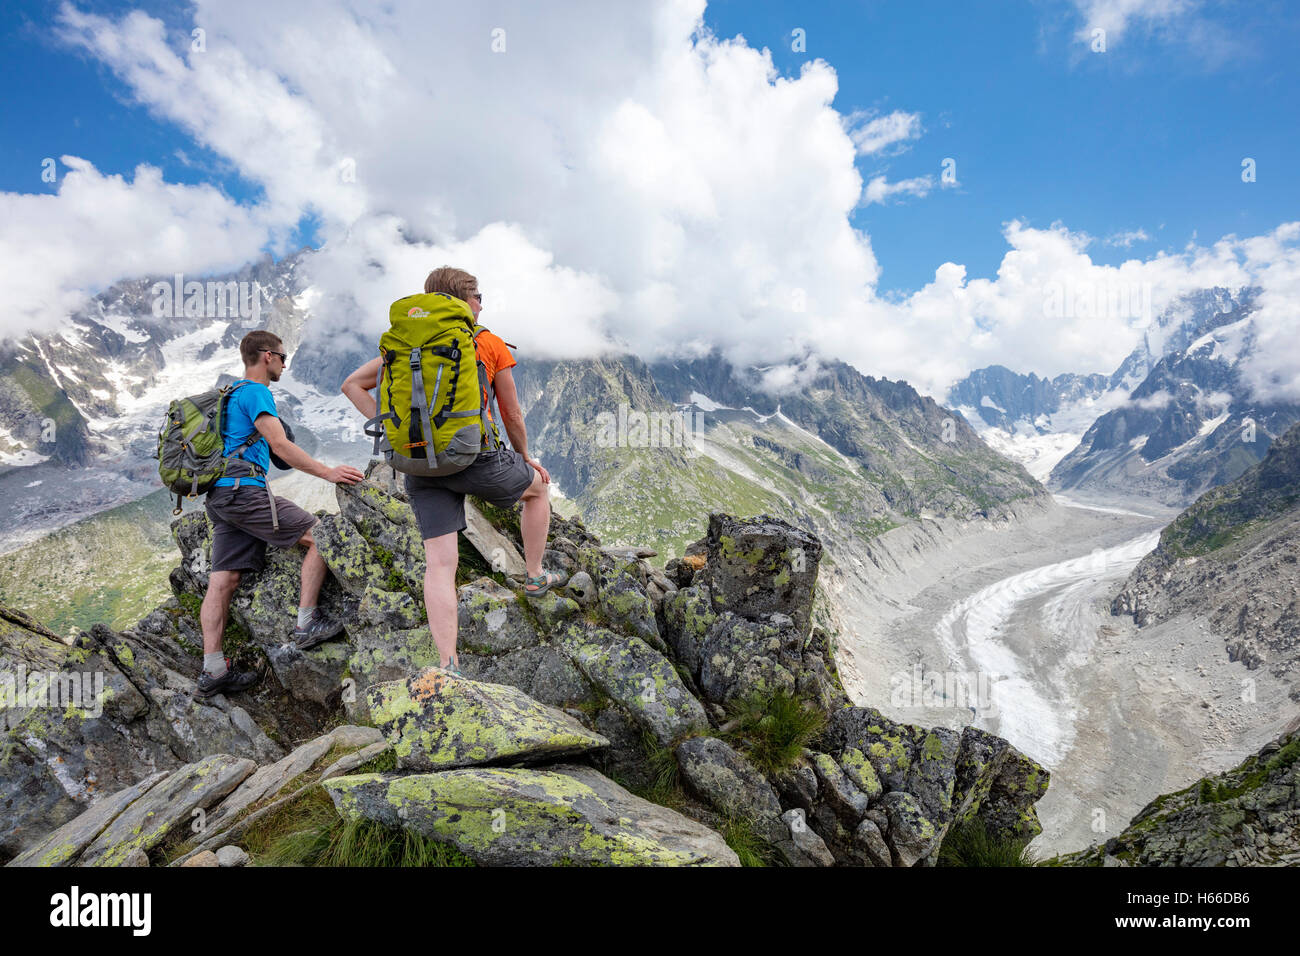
[2,0,1297,413]
[1104,228,1151,247]
[1071,0,1198,45]
[861,175,934,206]
[844,109,923,155]
[0,156,269,333]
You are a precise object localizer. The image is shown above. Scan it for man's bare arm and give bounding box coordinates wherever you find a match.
[492,368,528,460]
[341,357,382,421]
[254,413,363,484]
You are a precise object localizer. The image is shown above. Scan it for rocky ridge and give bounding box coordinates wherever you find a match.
[1,461,1049,867]
[1112,421,1300,692]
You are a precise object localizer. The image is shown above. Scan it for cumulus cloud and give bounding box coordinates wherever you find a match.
[3,0,1298,410]
[0,156,269,332]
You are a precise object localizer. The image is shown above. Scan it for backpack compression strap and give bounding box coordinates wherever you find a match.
[364,350,401,456]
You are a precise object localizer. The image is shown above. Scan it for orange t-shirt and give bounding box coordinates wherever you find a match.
[475,328,515,423]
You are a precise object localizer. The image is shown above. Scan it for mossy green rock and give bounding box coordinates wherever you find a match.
[1050,723,1300,867]
[557,624,709,745]
[313,513,388,596]
[78,753,255,867]
[7,770,169,868]
[457,578,542,653]
[661,584,716,674]
[324,764,740,866]
[367,668,609,771]
[703,513,823,640]
[336,480,426,593]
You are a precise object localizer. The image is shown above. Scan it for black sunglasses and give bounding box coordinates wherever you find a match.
[261,349,289,363]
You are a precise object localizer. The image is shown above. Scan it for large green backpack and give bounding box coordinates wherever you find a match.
[156,380,279,525]
[364,292,503,476]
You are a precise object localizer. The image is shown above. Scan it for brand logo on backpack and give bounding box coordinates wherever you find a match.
[407,307,430,318]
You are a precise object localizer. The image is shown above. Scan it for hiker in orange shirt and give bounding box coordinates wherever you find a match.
[340,267,558,676]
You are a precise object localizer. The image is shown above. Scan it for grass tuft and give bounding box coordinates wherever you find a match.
[937,816,1037,867]
[721,687,828,777]
[244,786,474,867]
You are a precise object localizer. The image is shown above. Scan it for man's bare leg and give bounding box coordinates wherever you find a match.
[422,531,460,668]
[297,523,327,609]
[201,570,242,657]
[518,470,550,579]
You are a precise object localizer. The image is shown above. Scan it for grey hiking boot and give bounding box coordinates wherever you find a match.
[195,659,261,699]
[293,610,346,651]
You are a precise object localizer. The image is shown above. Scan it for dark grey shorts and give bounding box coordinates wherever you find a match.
[205,483,318,573]
[405,446,535,540]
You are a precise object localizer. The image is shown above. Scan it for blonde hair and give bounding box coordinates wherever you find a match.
[424,266,478,304]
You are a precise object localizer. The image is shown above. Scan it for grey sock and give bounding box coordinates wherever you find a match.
[204,653,228,678]
[297,606,316,628]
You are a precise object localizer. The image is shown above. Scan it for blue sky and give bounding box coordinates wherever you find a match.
[5,0,1296,293]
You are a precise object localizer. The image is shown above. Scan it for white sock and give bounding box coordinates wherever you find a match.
[204,653,228,678]
[297,606,316,627]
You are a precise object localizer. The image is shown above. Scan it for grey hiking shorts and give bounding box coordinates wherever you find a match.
[205,483,318,573]
[405,445,535,540]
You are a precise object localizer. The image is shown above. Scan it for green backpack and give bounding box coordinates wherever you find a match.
[364,292,504,476]
[156,380,279,526]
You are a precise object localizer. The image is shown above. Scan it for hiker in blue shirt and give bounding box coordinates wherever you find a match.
[197,330,365,698]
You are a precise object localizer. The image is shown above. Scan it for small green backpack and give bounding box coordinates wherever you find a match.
[156,380,278,524]
[364,292,504,476]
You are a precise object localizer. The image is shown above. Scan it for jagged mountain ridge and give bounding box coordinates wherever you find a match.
[1049,288,1300,506]
[504,350,1046,557]
[945,287,1299,497]
[1111,421,1300,686]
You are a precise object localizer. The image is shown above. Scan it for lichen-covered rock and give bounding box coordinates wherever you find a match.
[7,770,169,868]
[700,513,823,640]
[557,624,709,746]
[312,513,387,596]
[676,735,816,865]
[949,725,1049,844]
[457,578,542,654]
[358,585,424,631]
[564,571,596,606]
[344,623,441,719]
[878,790,940,867]
[265,639,351,709]
[79,754,255,867]
[527,591,580,632]
[662,584,716,675]
[335,478,426,593]
[459,644,598,711]
[697,612,798,706]
[807,750,871,823]
[1051,723,1300,867]
[820,706,962,827]
[368,668,609,771]
[323,763,740,866]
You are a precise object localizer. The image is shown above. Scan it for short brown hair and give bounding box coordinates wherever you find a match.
[424,266,478,303]
[239,330,283,368]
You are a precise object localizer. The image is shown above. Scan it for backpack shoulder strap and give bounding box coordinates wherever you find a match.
[222,379,267,461]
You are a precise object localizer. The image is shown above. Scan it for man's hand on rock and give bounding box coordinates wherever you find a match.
[326,465,365,484]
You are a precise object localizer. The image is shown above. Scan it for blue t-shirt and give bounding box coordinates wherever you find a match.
[212,380,276,488]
